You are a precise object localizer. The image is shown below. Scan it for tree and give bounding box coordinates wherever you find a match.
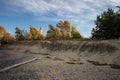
[25,33,32,40]
[91,7,120,39]
[0,25,15,45]
[15,27,25,40]
[55,27,62,39]
[47,23,70,40]
[56,20,70,39]
[46,24,63,39]
[116,6,120,11]
[71,25,81,39]
[46,25,56,39]
[0,26,6,42]
[29,25,43,40]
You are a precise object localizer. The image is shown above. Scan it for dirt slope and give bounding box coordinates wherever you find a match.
[0,39,120,80]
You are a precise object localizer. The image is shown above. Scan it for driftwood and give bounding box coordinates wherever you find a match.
[0,57,39,73]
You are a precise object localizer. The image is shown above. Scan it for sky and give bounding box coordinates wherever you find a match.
[0,0,120,37]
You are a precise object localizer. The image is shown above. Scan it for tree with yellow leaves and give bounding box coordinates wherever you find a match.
[25,33,32,40]
[46,25,62,39]
[0,26,6,42]
[29,25,43,40]
[46,25,56,39]
[55,27,62,39]
[0,25,15,46]
[56,20,70,39]
[71,25,82,39]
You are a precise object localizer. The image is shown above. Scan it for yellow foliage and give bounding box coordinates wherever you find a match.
[0,25,15,42]
[30,25,43,40]
[56,20,71,39]
[71,25,81,39]
[62,20,70,32]
[55,28,62,39]
[25,33,32,40]
[46,25,56,39]
[47,25,63,39]
[47,32,55,39]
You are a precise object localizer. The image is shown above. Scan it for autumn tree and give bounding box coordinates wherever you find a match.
[46,24,63,39]
[0,26,6,42]
[0,25,15,45]
[29,25,43,40]
[47,20,83,40]
[71,25,82,39]
[55,27,62,39]
[56,20,70,39]
[15,27,25,40]
[25,32,32,40]
[46,25,56,39]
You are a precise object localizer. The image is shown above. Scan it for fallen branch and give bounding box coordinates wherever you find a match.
[0,57,39,73]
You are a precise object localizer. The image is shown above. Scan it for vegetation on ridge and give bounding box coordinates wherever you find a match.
[0,7,120,44]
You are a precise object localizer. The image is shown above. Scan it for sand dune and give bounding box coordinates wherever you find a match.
[0,39,120,80]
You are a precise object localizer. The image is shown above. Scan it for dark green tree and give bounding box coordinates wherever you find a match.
[15,27,25,40]
[91,7,120,39]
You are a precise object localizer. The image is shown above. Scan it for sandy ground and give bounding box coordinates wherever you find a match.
[0,40,120,80]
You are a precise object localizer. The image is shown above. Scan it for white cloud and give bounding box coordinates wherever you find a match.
[1,0,119,37]
[4,0,118,18]
[110,0,120,5]
[9,0,117,19]
[3,0,120,19]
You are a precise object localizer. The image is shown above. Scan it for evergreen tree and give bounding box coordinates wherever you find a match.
[91,7,120,39]
[15,27,25,40]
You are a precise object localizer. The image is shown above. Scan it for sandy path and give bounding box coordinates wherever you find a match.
[0,50,120,80]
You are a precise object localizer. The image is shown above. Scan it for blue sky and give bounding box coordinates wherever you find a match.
[0,0,119,37]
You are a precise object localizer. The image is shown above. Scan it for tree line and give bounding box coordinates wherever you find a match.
[0,20,84,43]
[0,6,120,43]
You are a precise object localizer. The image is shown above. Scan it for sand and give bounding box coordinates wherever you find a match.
[0,40,120,80]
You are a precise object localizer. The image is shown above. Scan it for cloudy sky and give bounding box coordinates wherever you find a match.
[0,0,120,37]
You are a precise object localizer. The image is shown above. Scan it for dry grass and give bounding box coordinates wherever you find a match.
[43,41,118,53]
[79,42,118,53]
[2,40,119,54]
